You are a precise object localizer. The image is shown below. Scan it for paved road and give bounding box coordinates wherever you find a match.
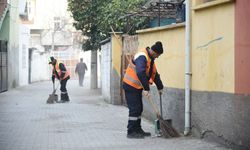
[0,80,229,150]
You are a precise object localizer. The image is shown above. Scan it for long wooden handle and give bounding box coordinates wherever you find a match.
[147,95,161,118]
[52,82,60,94]
[160,93,163,116]
[53,83,55,91]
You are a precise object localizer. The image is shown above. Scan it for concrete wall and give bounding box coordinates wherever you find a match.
[191,91,250,150]
[8,0,20,88]
[110,33,122,105]
[101,41,111,103]
[30,51,50,82]
[19,25,29,86]
[136,23,186,132]
[100,34,122,105]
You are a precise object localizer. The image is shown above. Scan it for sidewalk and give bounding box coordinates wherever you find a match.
[0,80,229,150]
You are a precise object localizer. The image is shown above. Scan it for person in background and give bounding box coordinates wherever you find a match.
[75,58,88,87]
[49,56,70,103]
[123,41,164,139]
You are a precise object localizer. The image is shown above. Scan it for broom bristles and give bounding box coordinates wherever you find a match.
[159,118,180,138]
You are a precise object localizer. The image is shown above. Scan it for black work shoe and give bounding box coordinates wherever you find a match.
[64,99,70,102]
[138,128,151,136]
[127,131,144,139]
[58,100,67,103]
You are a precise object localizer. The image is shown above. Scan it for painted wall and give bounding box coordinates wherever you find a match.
[100,35,122,105]
[8,0,20,88]
[192,2,234,93]
[137,23,186,89]
[136,24,186,131]
[235,0,250,94]
[110,33,122,105]
[30,51,50,82]
[19,25,30,86]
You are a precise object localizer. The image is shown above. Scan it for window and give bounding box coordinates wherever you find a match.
[54,17,61,30]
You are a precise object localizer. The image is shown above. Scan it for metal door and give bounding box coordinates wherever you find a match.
[0,40,8,92]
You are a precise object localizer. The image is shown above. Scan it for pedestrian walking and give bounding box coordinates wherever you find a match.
[123,41,164,139]
[49,56,70,103]
[75,58,88,87]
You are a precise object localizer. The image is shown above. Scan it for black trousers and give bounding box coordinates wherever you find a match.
[60,77,69,93]
[124,90,143,132]
[60,77,70,101]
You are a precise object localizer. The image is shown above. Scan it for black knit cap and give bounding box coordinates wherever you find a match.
[48,56,55,64]
[151,41,163,54]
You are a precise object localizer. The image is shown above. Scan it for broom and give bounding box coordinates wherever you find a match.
[47,82,59,104]
[146,94,180,138]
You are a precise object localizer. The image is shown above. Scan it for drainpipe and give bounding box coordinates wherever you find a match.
[184,0,191,136]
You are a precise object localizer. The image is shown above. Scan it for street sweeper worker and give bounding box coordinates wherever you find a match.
[49,56,70,103]
[123,41,164,139]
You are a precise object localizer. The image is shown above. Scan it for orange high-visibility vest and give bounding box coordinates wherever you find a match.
[123,48,156,89]
[53,61,70,80]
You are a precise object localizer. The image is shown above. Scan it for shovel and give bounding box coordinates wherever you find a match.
[46,82,59,104]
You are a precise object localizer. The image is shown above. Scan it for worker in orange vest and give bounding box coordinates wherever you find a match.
[49,56,70,103]
[123,41,164,138]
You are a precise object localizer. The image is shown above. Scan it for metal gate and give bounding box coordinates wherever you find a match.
[0,40,8,92]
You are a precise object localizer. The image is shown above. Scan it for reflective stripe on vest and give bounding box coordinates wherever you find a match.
[123,49,157,89]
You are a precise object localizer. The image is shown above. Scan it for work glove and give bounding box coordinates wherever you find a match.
[158,89,163,95]
[143,90,151,99]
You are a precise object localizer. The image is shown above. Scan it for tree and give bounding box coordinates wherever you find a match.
[68,0,149,89]
[67,0,149,51]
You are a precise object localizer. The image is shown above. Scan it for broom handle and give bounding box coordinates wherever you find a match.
[147,95,161,118]
[52,81,60,94]
[160,93,163,116]
[53,82,55,91]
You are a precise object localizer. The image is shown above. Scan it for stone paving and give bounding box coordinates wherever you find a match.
[0,80,230,150]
